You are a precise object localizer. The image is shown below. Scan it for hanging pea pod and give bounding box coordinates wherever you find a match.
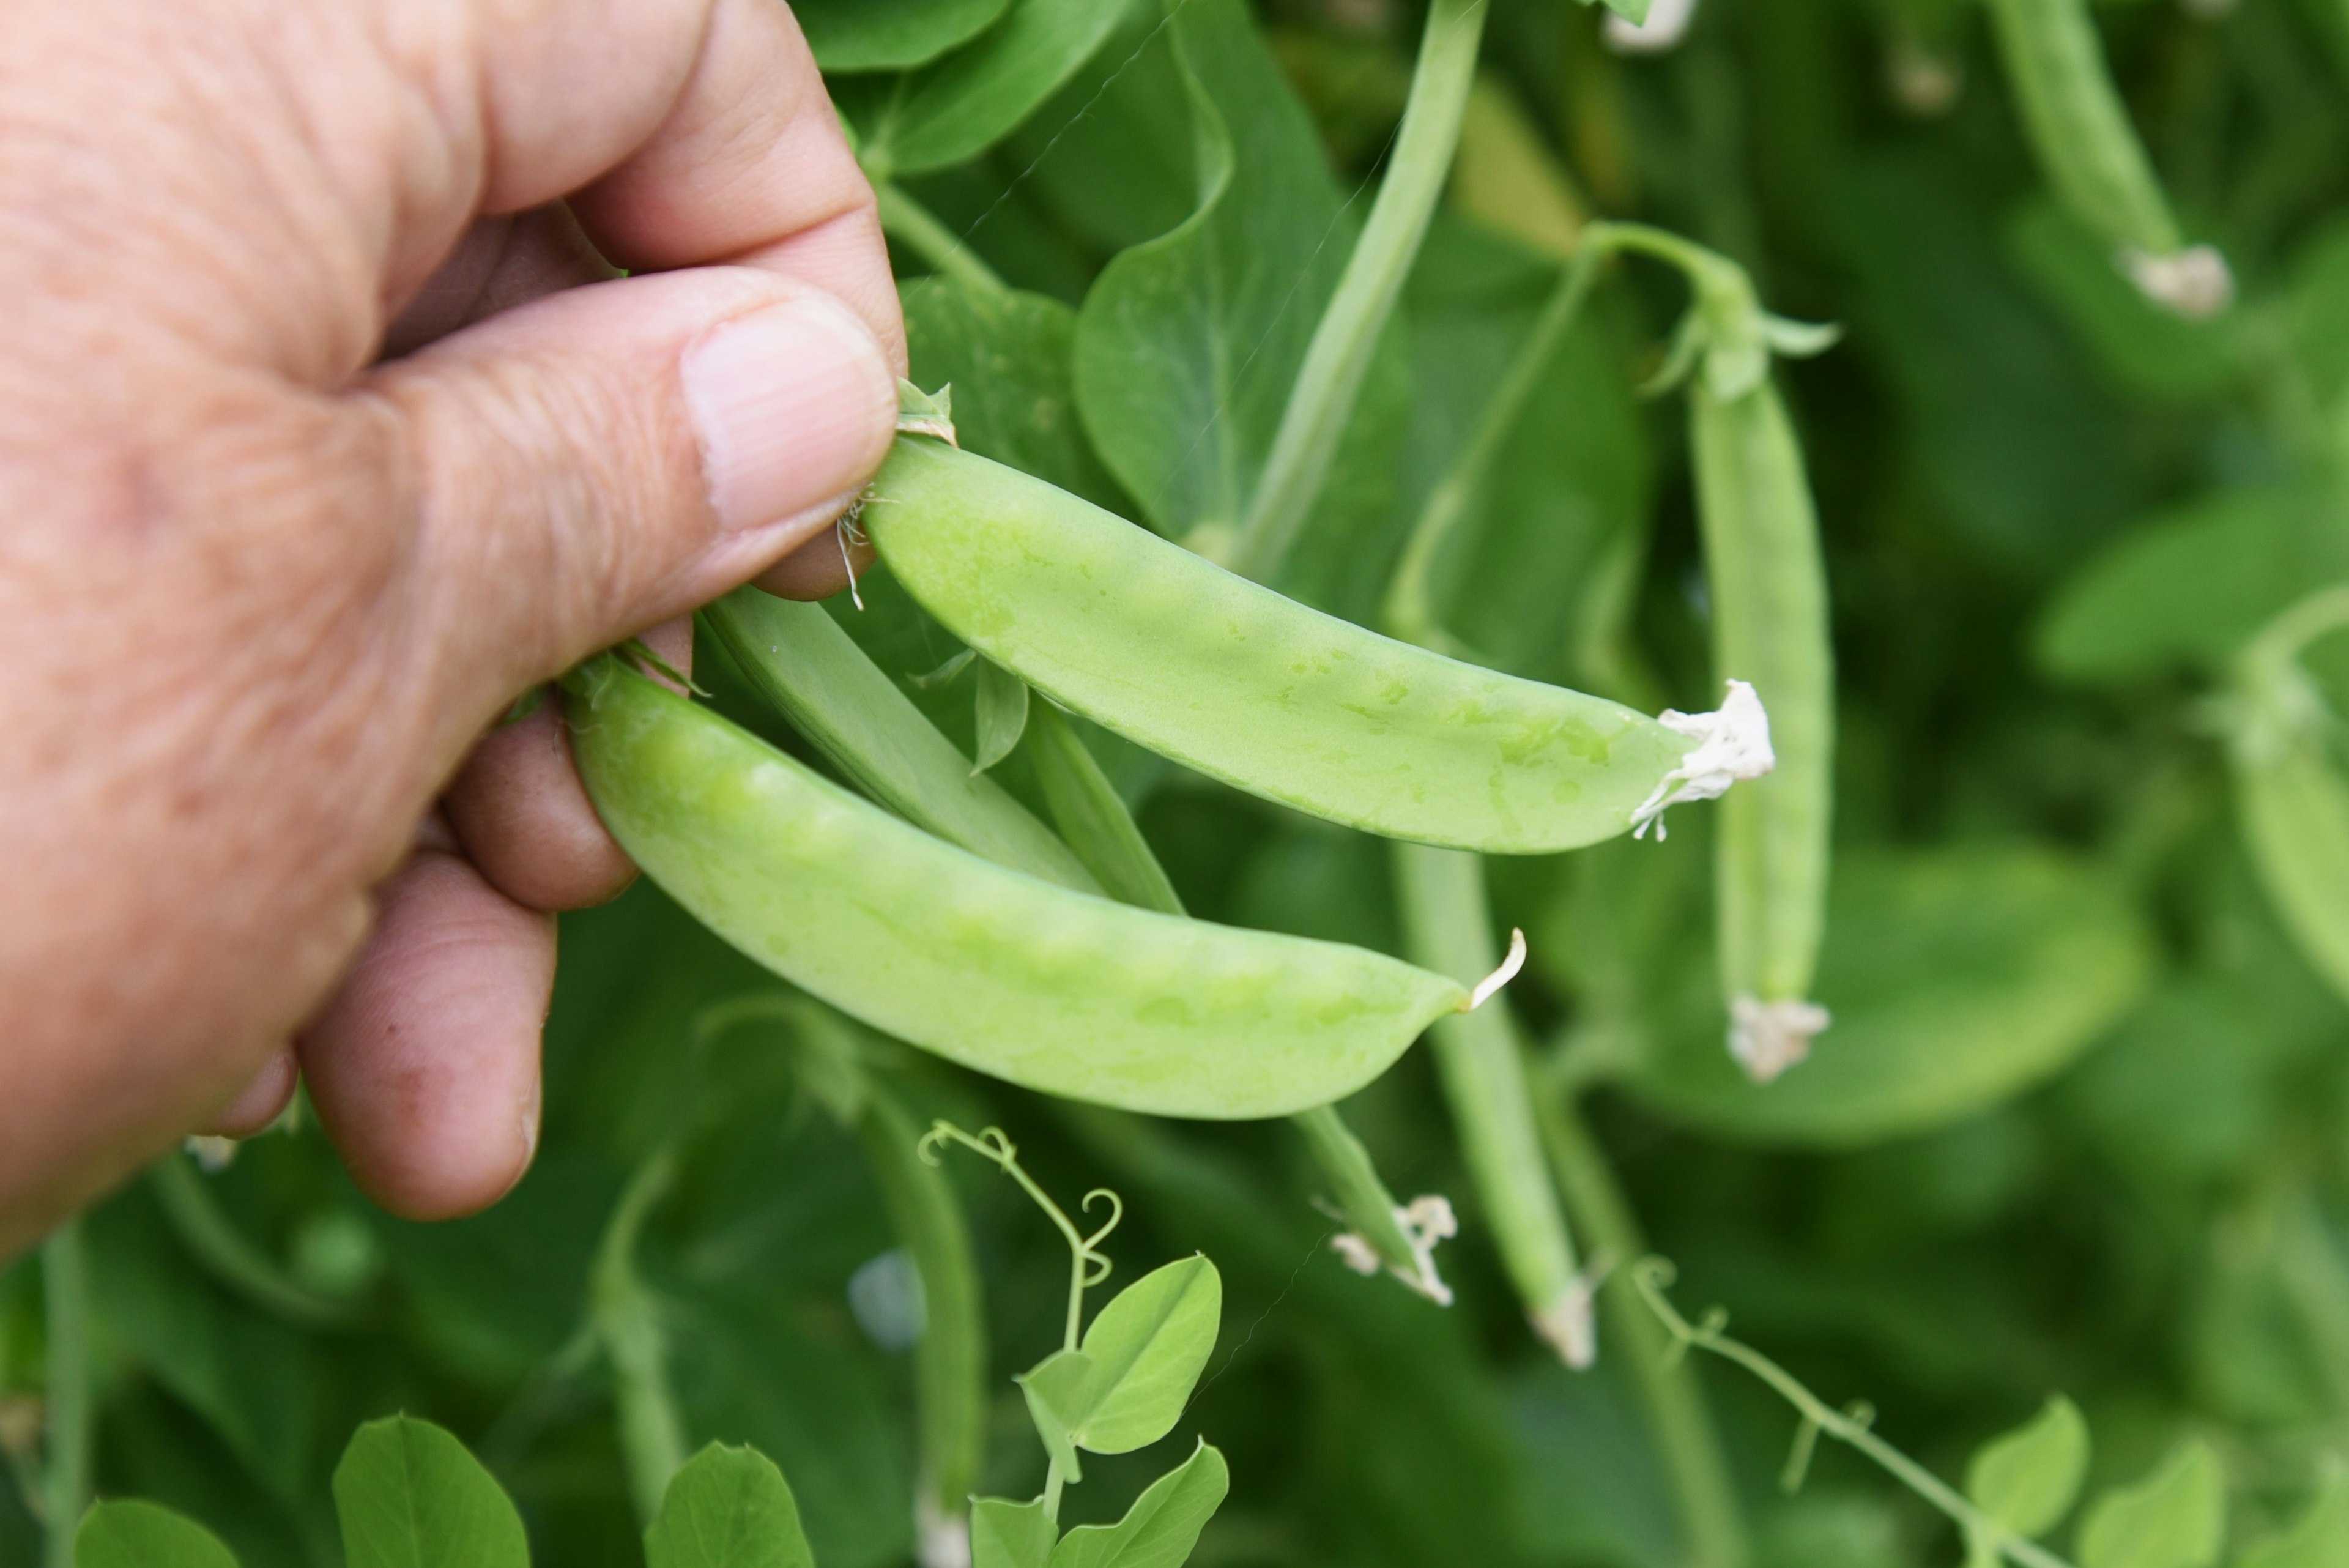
[1587,224,1836,1082]
[1982,0,2231,318]
[2224,586,2349,1009]
[863,438,1765,853]
[563,655,1479,1120]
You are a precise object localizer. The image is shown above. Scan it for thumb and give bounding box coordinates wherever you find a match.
[360,265,897,726]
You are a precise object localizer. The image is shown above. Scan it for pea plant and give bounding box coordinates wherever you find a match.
[12,1,2349,1566]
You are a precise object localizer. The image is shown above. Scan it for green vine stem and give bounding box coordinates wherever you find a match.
[41,1218,91,1568]
[1631,1258,2079,1568]
[1533,1091,1748,1568]
[1382,245,1602,657]
[592,1148,688,1528]
[876,179,1011,296]
[1231,0,1489,582]
[148,1154,366,1333]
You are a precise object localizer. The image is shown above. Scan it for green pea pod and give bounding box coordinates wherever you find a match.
[1983,0,2230,317]
[563,656,1471,1119]
[2227,587,2349,1009]
[863,439,1704,853]
[1690,375,1835,1083]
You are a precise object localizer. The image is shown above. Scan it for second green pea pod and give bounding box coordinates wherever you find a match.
[562,655,1482,1121]
[860,439,1764,856]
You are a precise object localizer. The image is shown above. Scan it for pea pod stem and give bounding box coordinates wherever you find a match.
[1393,844,1591,1363]
[40,1217,89,1568]
[1020,695,1444,1296]
[1631,1260,2076,1568]
[875,177,1011,296]
[1531,1084,1746,1568]
[1383,246,1605,658]
[148,1154,367,1333]
[592,1147,688,1528]
[1231,0,1489,581]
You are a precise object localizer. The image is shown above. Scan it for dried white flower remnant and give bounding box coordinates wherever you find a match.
[1331,1194,1460,1306]
[1631,679,1777,840]
[1729,994,1833,1083]
[2122,245,2233,319]
[1606,0,1698,56]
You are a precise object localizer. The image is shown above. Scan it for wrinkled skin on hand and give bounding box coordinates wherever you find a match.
[0,0,906,1249]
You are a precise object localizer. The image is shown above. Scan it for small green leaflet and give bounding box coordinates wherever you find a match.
[1071,1255,1223,1455]
[797,0,1009,74]
[1962,1395,2088,1560]
[1017,1349,1094,1481]
[973,1495,1058,1568]
[1048,1441,1229,1568]
[644,1443,815,1568]
[2077,1439,2226,1568]
[852,0,1130,177]
[75,1500,240,1568]
[333,1415,530,1568]
[2236,1471,2349,1568]
[973,660,1031,773]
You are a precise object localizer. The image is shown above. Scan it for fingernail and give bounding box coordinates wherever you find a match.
[682,296,896,535]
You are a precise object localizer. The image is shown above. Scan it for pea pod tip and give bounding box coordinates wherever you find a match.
[1728,995,1833,1083]
[1630,678,1777,841]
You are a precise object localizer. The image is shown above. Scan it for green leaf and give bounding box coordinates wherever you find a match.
[76,1500,240,1568]
[972,1497,1058,1568]
[1073,0,1406,563]
[972,659,1030,773]
[2035,486,2349,685]
[332,1416,530,1568]
[1016,1349,1093,1481]
[1047,1441,1228,1568]
[1964,1395,2089,1539]
[2236,1471,2349,1568]
[1619,849,2156,1146]
[852,0,1132,177]
[644,1443,814,1568]
[1071,1255,1222,1454]
[904,281,1126,511]
[2077,1440,2225,1568]
[796,0,1009,73]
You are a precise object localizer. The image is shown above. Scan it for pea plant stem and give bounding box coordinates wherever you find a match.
[592,1148,689,1528]
[1631,1261,2080,1568]
[1382,245,1603,656]
[1532,1091,1748,1568]
[1231,0,1488,582]
[1290,1102,1427,1290]
[147,1153,363,1332]
[40,1218,90,1568]
[875,178,1010,296]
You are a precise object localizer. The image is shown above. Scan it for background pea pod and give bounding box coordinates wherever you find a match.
[562,655,1470,1120]
[1689,372,1836,1083]
[863,438,1701,853]
[1983,0,2231,317]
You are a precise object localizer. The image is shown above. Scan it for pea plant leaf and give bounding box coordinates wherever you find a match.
[2076,1439,2226,1568]
[972,658,1031,774]
[2236,1470,2349,1568]
[332,1416,530,1568]
[2035,486,2349,685]
[972,1496,1059,1568]
[1047,1440,1228,1568]
[795,0,1010,74]
[1964,1395,2090,1539]
[1015,1349,1094,1481]
[644,1443,815,1568]
[1073,0,1408,577]
[75,1500,240,1568]
[1067,1254,1221,1454]
[848,0,1132,178]
[1619,849,2156,1146]
[904,280,1127,511]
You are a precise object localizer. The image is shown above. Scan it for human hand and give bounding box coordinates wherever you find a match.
[0,0,904,1247]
